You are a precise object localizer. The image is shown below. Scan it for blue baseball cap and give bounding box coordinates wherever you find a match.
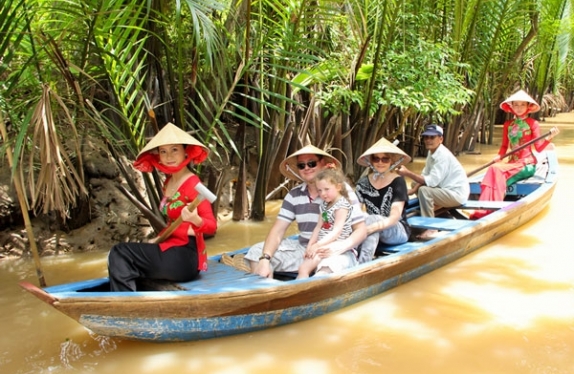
[422,124,443,136]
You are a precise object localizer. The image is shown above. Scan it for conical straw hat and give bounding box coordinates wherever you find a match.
[279,144,341,181]
[500,90,540,114]
[357,137,411,167]
[136,123,209,161]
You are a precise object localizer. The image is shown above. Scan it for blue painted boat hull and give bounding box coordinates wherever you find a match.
[20,149,558,342]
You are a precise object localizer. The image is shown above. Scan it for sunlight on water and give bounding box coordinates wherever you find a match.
[446,281,574,328]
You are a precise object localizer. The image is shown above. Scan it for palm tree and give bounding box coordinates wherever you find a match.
[2,0,572,238]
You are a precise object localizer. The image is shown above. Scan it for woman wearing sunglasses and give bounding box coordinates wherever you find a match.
[355,138,412,263]
[242,144,367,278]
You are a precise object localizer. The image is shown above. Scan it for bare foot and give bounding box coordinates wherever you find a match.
[416,229,439,241]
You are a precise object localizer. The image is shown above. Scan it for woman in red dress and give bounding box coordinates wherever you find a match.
[108,123,217,291]
[470,90,559,219]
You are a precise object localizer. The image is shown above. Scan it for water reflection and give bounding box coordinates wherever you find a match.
[1,117,574,373]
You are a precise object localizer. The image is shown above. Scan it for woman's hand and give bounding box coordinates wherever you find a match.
[181,205,202,226]
[547,126,560,140]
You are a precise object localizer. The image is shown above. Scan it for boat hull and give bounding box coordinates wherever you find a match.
[20,151,558,342]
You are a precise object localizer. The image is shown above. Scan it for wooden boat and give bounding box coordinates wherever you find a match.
[20,146,558,343]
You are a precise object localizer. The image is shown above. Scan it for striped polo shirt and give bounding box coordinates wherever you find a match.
[277,182,365,246]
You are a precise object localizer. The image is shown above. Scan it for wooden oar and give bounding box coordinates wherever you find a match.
[466,130,554,177]
[150,182,217,244]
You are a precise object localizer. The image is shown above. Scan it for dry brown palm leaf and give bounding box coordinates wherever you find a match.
[28,85,87,219]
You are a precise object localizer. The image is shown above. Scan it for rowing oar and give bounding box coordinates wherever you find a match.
[466,130,555,177]
[150,182,217,244]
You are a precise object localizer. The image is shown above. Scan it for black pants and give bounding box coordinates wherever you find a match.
[107,238,199,292]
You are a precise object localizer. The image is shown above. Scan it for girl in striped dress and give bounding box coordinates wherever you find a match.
[297,168,355,279]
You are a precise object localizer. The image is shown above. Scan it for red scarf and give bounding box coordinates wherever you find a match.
[133,146,207,174]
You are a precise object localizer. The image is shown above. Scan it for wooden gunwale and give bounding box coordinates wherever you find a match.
[19,149,557,342]
[44,180,552,322]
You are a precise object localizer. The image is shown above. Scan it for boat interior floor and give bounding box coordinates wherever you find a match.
[110,169,552,290]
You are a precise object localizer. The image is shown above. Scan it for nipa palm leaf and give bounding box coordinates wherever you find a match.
[28,85,87,219]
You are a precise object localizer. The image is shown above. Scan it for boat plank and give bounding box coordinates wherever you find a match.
[407,216,472,231]
[457,200,513,210]
[176,260,279,291]
[375,241,421,255]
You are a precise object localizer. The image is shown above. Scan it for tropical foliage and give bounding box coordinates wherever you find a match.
[1,0,572,232]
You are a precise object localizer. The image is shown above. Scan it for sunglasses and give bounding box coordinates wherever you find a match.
[371,156,391,163]
[296,160,319,170]
[423,135,437,140]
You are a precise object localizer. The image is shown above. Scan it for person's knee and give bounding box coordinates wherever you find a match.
[418,186,433,202]
[108,243,133,267]
[108,244,122,262]
[244,242,264,262]
[358,234,377,263]
[365,214,383,225]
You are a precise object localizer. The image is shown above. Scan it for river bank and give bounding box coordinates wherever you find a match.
[2,112,569,260]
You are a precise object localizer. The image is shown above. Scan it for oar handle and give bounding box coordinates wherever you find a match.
[467,130,554,177]
[150,196,205,244]
[389,156,405,173]
[150,182,217,244]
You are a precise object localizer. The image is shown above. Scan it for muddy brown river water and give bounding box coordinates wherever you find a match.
[1,114,574,373]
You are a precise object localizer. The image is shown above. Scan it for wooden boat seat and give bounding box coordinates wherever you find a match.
[375,241,420,255]
[407,216,472,231]
[469,180,544,196]
[176,260,280,291]
[469,152,550,196]
[454,200,513,210]
[375,217,473,256]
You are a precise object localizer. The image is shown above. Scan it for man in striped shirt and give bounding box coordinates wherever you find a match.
[244,145,367,278]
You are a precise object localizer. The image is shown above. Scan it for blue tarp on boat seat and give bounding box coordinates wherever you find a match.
[375,241,420,256]
[374,217,473,256]
[407,216,473,231]
[469,181,542,196]
[177,260,280,291]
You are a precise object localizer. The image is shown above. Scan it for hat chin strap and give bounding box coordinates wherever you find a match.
[510,105,533,118]
[154,158,193,174]
[369,156,405,180]
[368,162,382,180]
[516,112,530,119]
[135,146,196,174]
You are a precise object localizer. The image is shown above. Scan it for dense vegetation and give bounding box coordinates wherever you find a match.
[1,0,573,232]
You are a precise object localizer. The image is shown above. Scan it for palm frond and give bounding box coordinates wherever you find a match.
[28,85,87,218]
